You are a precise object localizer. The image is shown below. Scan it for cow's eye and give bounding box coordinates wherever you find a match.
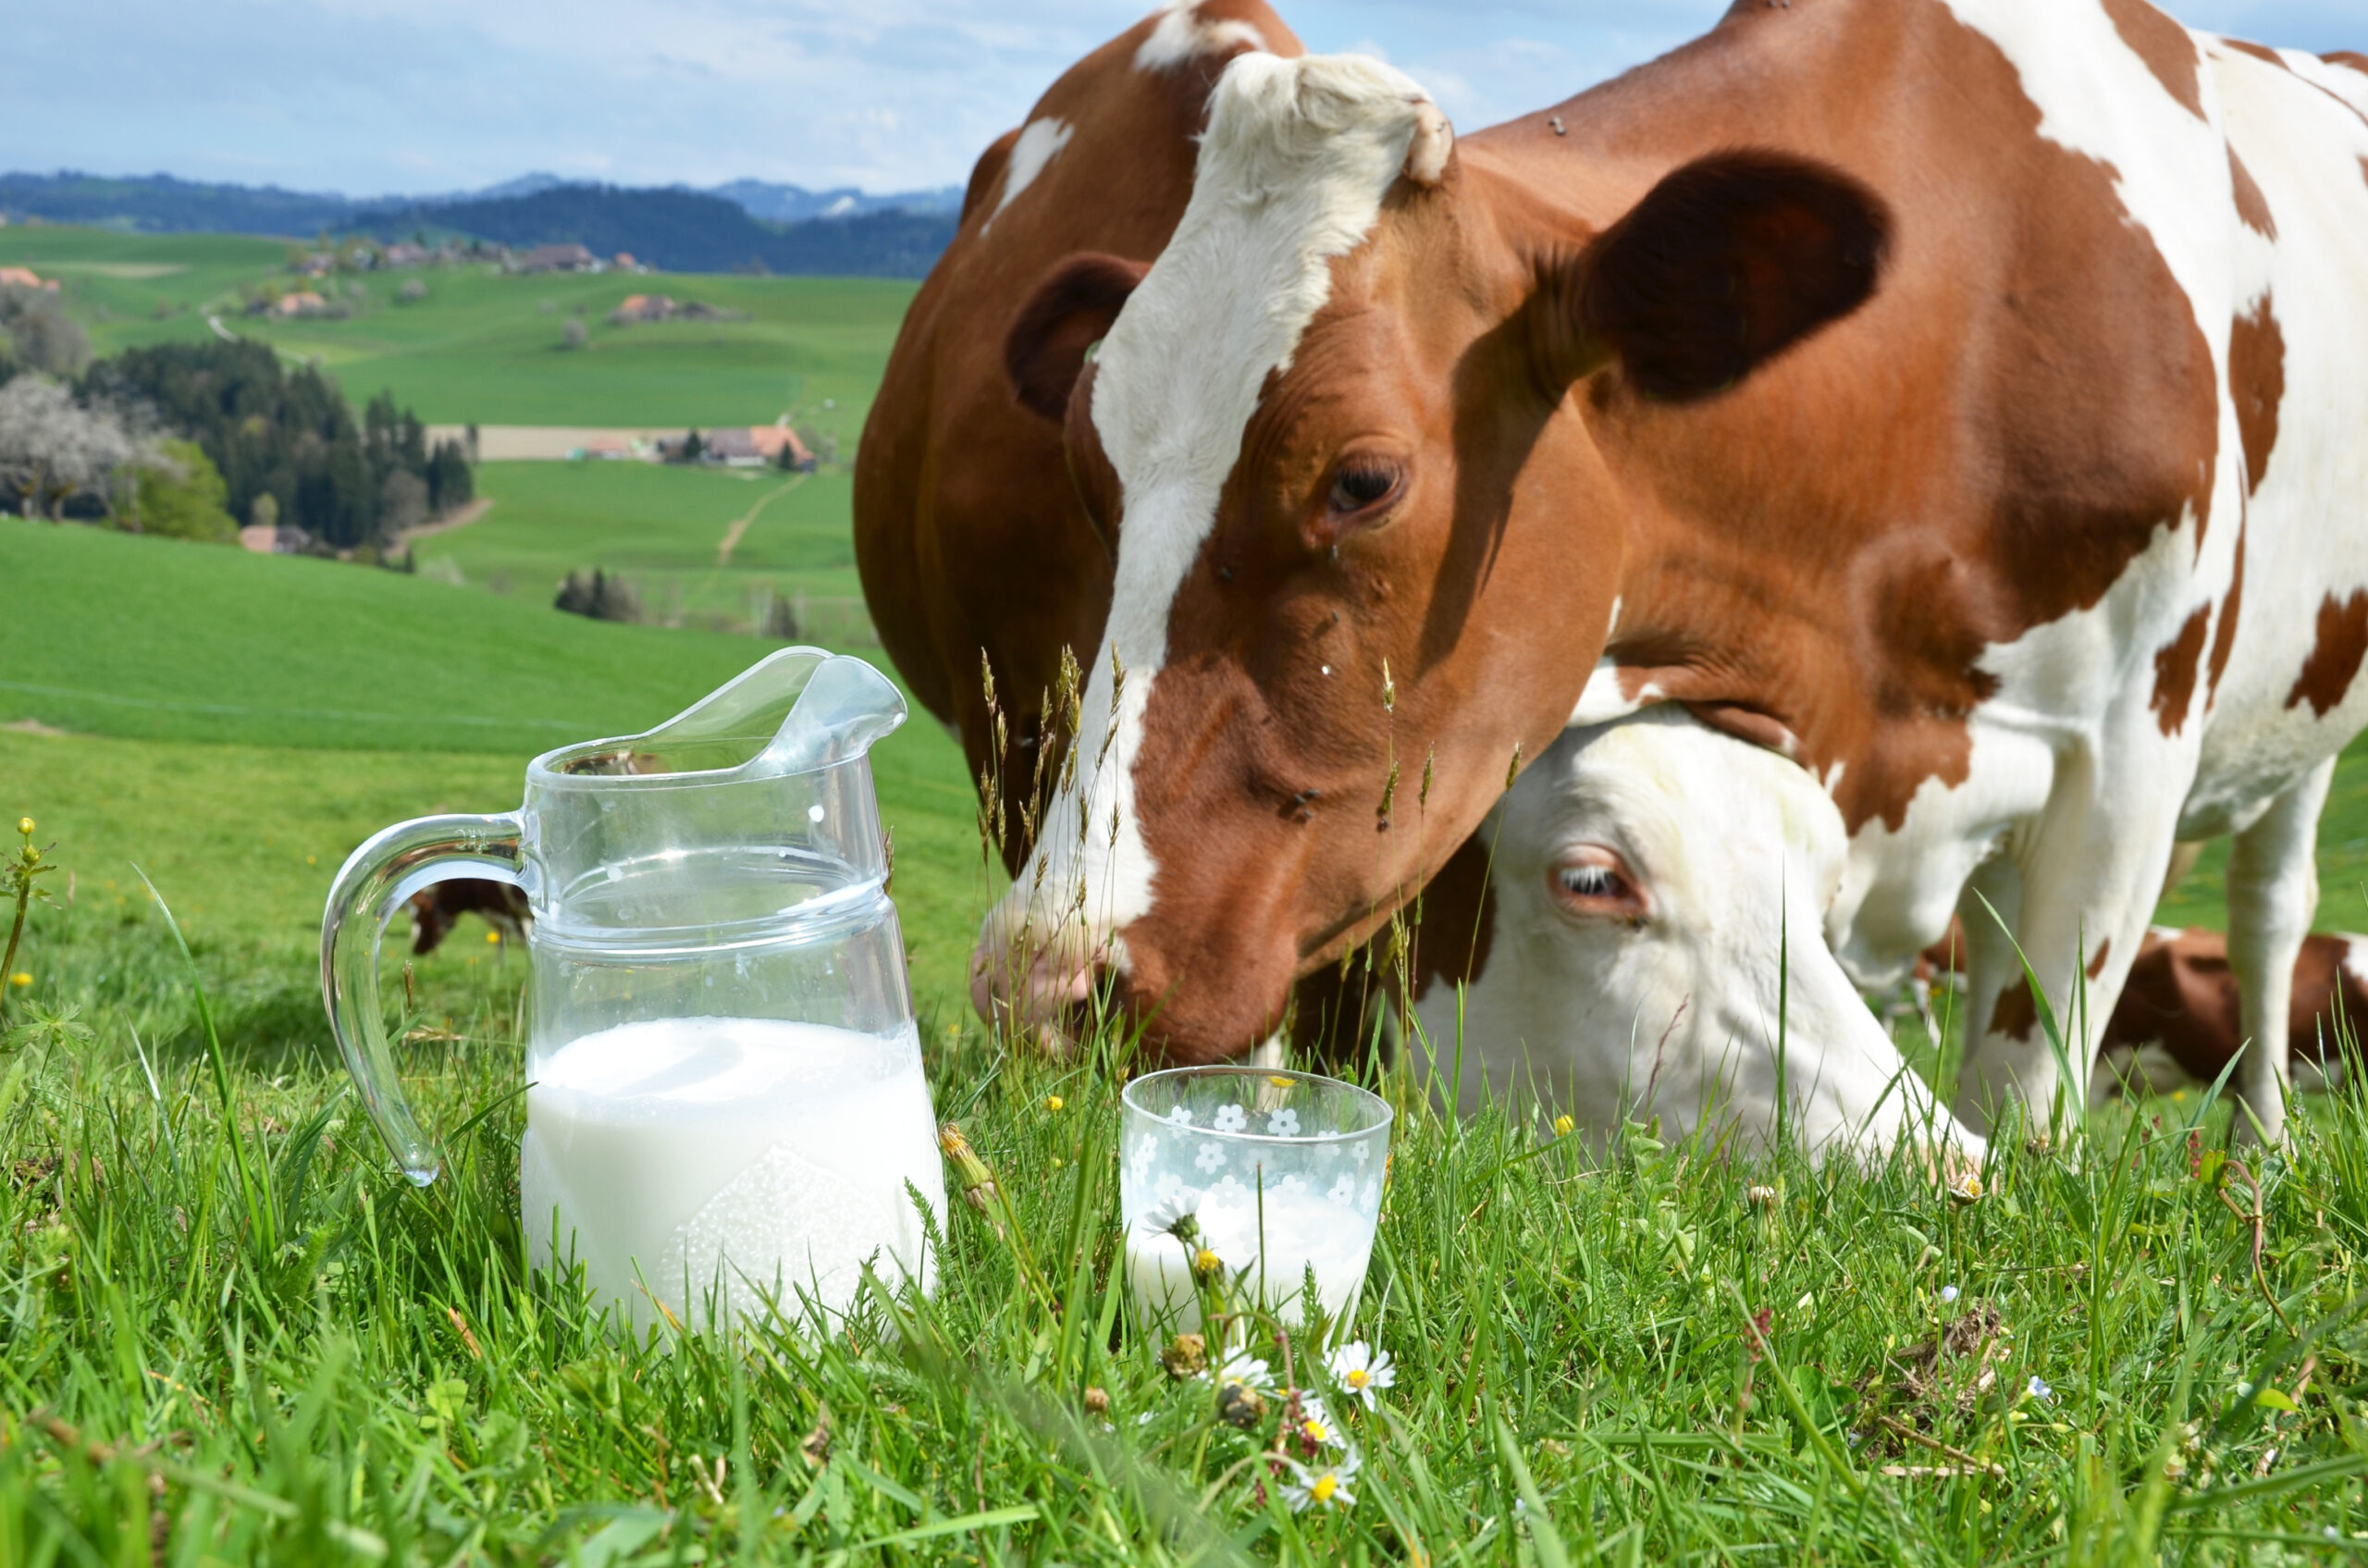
[1326,459,1400,516]
[1548,847,1647,920]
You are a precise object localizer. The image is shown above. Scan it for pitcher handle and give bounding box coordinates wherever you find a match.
[321,813,526,1185]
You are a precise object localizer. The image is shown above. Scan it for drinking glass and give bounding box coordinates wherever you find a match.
[1119,1066,1392,1343]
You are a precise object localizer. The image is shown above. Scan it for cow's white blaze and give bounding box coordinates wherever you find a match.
[1415,710,1981,1162]
[988,117,1075,230]
[1135,0,1268,74]
[989,53,1437,975]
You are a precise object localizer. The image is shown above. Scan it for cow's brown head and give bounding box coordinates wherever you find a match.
[976,51,1891,1061]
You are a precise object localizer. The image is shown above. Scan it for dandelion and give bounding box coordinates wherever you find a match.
[1191,1246,1224,1287]
[1214,1103,1248,1134]
[1045,1094,1065,1112]
[1281,1450,1362,1512]
[1554,1114,1575,1137]
[1267,1074,1295,1089]
[7,973,27,988]
[1328,1341,1395,1409]
[1941,1285,1960,1303]
[2027,1375,2053,1402]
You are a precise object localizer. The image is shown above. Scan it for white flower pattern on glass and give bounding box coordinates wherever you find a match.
[1277,1173,1307,1199]
[1267,1107,1301,1137]
[1214,1103,1248,1134]
[1351,1141,1370,1165]
[1194,1142,1227,1173]
[1328,1174,1357,1204]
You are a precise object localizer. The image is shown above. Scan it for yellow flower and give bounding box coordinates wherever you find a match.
[1311,1474,1338,1504]
[485,929,501,944]
[1268,1075,1295,1088]
[305,855,317,865]
[9,973,30,987]
[1195,1247,1220,1274]
[16,818,31,835]
[2171,1089,2188,1103]
[1947,1169,1984,1205]
[1553,1115,1575,1137]
[1044,1094,1065,1112]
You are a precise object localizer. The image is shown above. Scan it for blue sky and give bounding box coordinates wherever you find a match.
[6,0,2359,197]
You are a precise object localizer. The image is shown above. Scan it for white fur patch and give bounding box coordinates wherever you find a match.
[1003,53,1436,955]
[986,117,1074,231]
[1135,0,1268,73]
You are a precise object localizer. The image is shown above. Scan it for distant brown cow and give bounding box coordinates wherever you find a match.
[405,880,529,957]
[2102,927,2367,1094]
[853,0,1301,874]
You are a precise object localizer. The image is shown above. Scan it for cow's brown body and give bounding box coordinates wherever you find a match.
[853,1,1300,872]
[2106,927,2366,1088]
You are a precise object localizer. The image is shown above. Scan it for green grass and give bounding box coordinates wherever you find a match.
[0,225,911,435]
[0,521,991,1006]
[421,462,872,637]
[1,900,2365,1562]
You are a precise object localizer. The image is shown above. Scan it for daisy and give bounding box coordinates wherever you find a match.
[1206,1348,1273,1389]
[1292,1394,1347,1451]
[1281,1450,1362,1512]
[1140,1190,1202,1241]
[1329,1341,1396,1410]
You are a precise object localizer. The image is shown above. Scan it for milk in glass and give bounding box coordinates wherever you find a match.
[520,1016,944,1328]
[1125,1185,1375,1335]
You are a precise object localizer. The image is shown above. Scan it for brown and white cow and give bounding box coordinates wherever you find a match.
[977,5,2368,1145]
[854,0,1301,874]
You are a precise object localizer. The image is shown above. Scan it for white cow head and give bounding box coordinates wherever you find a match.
[1412,709,1982,1166]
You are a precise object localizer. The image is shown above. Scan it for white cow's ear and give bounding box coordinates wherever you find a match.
[1548,151,1891,402]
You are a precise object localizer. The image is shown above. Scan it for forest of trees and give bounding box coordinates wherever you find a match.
[77,341,471,549]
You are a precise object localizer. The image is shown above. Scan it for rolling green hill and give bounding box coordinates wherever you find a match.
[422,462,868,633]
[0,520,992,1002]
[0,225,911,432]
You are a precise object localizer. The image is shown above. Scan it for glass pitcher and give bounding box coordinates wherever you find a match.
[322,648,947,1330]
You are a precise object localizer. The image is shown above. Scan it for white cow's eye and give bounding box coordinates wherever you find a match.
[1548,847,1647,920]
[1560,866,1615,896]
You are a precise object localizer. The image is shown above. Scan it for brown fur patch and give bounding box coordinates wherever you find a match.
[2087,937,2113,981]
[1408,831,1498,1002]
[2101,0,2205,118]
[2206,518,2245,704]
[2221,38,2288,70]
[2229,295,2285,496]
[2326,50,2368,74]
[1989,982,2040,1043]
[2150,605,2210,735]
[2227,149,2276,240]
[2285,591,2368,718]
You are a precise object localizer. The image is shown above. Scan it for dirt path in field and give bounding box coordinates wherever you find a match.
[717,477,806,566]
[391,498,494,549]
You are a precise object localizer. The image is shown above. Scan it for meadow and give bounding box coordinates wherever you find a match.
[6,222,2368,1560]
[0,224,913,438]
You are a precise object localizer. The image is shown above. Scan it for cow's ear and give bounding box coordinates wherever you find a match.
[1559,152,1891,402]
[1005,253,1152,421]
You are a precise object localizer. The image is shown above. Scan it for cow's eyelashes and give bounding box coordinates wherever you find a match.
[1548,848,1648,920]
[1326,459,1403,517]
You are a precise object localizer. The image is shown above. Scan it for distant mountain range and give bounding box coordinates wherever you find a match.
[0,170,966,278]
